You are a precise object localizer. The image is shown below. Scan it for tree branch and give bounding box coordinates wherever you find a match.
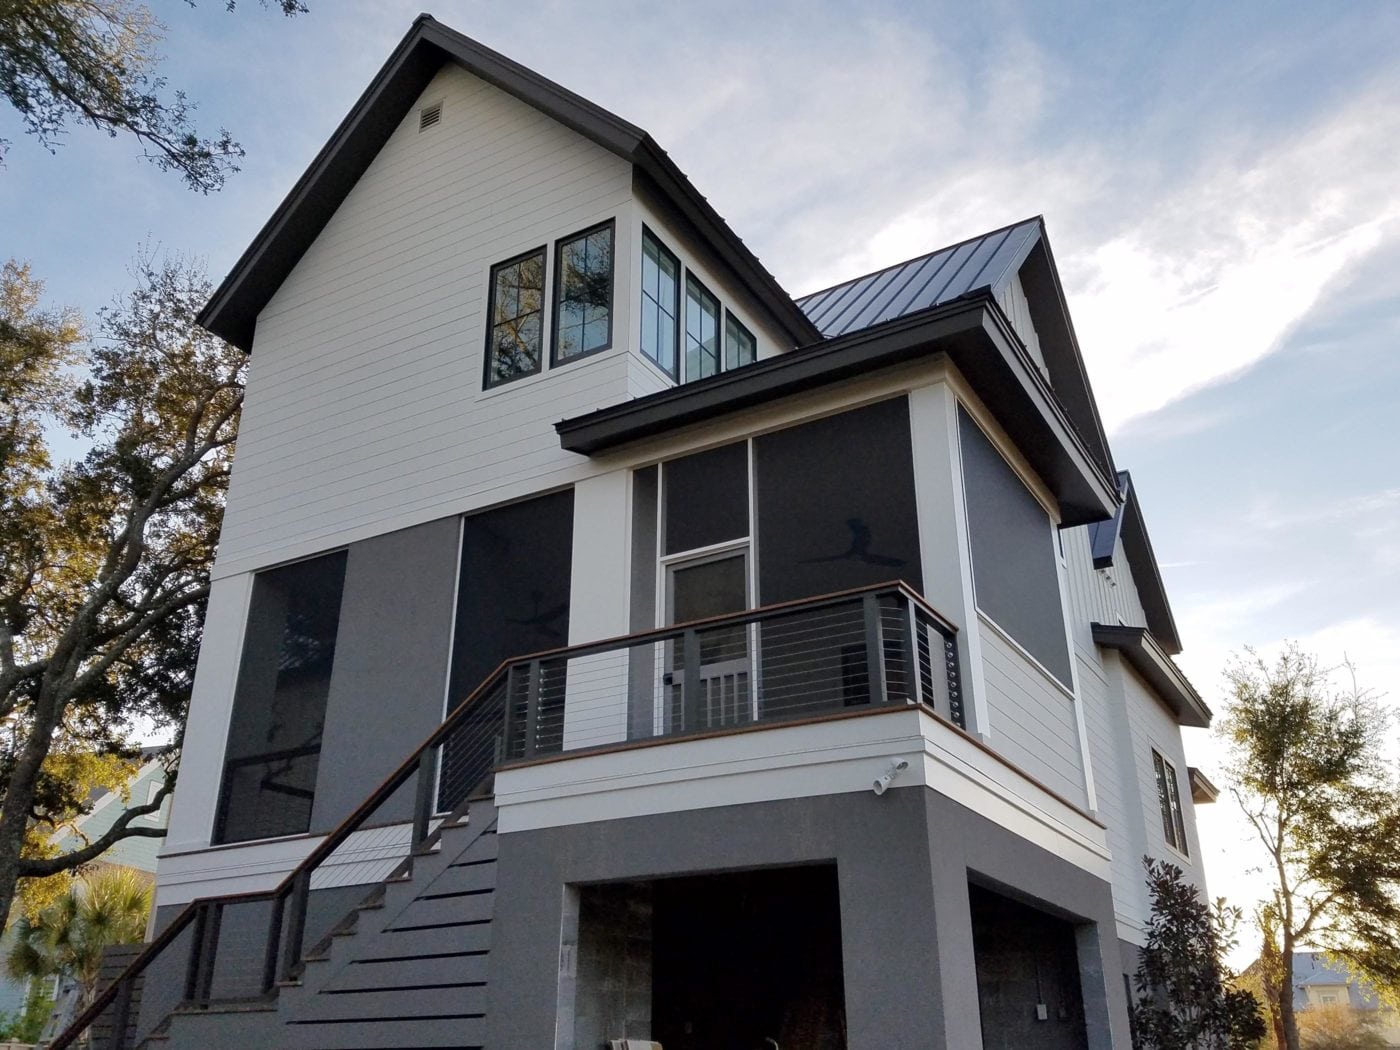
[16,776,174,878]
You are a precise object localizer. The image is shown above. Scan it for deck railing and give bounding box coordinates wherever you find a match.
[51,580,958,1049]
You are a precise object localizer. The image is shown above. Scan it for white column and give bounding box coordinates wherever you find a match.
[561,469,633,750]
[160,571,254,857]
[907,382,990,738]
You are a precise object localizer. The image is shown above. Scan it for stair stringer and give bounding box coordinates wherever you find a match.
[149,799,499,1050]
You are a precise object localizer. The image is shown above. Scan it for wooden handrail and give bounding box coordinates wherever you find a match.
[51,578,960,1049]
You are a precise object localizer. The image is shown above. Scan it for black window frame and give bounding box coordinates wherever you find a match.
[640,225,681,379]
[683,271,722,382]
[482,244,548,390]
[1152,748,1189,855]
[550,218,616,369]
[725,309,757,371]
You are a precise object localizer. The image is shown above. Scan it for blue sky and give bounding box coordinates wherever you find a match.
[4,0,1398,954]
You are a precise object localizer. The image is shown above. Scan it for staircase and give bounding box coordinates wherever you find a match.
[146,800,498,1050]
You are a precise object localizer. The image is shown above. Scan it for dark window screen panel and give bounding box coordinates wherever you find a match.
[216,550,347,844]
[441,489,574,806]
[755,398,923,603]
[663,441,749,554]
[957,407,1072,684]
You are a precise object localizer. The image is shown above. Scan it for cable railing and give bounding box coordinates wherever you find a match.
[51,579,958,1050]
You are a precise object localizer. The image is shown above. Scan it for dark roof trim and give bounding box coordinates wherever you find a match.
[1188,767,1219,804]
[557,292,1119,525]
[1092,623,1211,728]
[199,16,817,351]
[1088,471,1182,654]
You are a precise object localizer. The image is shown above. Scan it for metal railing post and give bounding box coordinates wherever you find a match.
[262,892,286,993]
[901,593,921,707]
[522,659,542,759]
[943,631,964,728]
[104,973,134,1050]
[411,750,436,855]
[682,629,702,730]
[281,870,311,982]
[182,903,208,1004]
[863,594,888,705]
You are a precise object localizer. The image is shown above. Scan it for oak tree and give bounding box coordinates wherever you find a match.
[0,0,306,191]
[0,256,243,930]
[1222,646,1400,1050]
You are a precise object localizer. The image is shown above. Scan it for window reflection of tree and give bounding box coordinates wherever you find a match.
[556,227,612,359]
[489,253,544,381]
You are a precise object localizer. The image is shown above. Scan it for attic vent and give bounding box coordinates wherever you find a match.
[419,101,443,132]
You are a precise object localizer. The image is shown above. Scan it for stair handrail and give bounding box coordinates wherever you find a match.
[50,578,956,1049]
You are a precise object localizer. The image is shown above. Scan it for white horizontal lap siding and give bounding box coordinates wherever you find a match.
[1063,526,1149,644]
[978,619,1086,808]
[216,63,634,577]
[1122,663,1208,892]
[997,271,1047,373]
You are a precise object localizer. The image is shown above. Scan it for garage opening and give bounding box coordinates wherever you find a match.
[573,865,847,1050]
[970,882,1088,1050]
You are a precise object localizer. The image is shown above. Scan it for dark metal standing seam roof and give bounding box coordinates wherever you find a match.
[796,217,1043,337]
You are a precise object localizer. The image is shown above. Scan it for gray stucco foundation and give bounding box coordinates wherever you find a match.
[484,786,1135,1050]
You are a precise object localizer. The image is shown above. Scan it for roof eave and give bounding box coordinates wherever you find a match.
[199,16,812,353]
[557,294,1118,526]
[1092,622,1212,728]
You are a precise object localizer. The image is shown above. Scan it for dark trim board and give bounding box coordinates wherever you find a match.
[198,16,818,352]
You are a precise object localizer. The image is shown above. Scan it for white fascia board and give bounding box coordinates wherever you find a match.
[494,707,1110,878]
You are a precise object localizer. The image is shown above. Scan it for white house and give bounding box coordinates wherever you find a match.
[55,16,1215,1050]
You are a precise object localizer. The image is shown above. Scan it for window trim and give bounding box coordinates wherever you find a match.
[1152,748,1189,856]
[550,218,616,369]
[483,244,548,390]
[683,270,722,383]
[724,309,757,371]
[640,225,681,380]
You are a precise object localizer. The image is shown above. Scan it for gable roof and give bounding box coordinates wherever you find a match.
[796,217,1116,485]
[198,15,819,352]
[1088,471,1182,654]
[797,218,1042,337]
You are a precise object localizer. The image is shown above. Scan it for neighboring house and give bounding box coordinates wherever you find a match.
[0,754,169,1024]
[1294,952,1400,1047]
[60,16,1219,1050]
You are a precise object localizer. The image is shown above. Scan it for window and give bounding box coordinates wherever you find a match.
[684,274,721,381]
[1153,749,1189,854]
[725,311,757,370]
[216,551,347,844]
[641,228,680,376]
[553,221,614,365]
[484,247,545,387]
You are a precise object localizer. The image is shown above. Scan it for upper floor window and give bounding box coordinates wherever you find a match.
[1152,749,1189,855]
[553,221,615,365]
[641,227,680,377]
[484,247,545,388]
[685,274,721,381]
[725,311,757,371]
